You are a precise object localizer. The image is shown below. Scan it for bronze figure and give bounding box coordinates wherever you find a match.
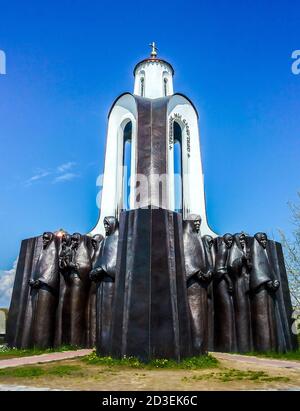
[250,233,280,351]
[62,233,92,347]
[90,217,118,355]
[202,235,215,351]
[29,232,59,348]
[86,234,103,348]
[183,216,212,354]
[227,233,252,353]
[213,234,236,352]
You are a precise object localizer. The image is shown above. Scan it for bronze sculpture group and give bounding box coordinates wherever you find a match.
[7,212,296,359]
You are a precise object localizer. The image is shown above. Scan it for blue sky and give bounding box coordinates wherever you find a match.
[0,1,299,305]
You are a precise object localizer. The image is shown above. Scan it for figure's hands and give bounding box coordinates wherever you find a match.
[198,270,213,282]
[69,262,79,270]
[89,268,103,282]
[266,279,280,292]
[59,258,67,269]
[28,279,41,289]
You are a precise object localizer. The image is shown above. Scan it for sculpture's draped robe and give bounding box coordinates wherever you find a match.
[213,237,236,352]
[62,237,92,347]
[86,236,103,348]
[31,237,59,348]
[227,235,252,353]
[202,236,215,351]
[250,238,278,351]
[94,218,118,355]
[183,221,210,354]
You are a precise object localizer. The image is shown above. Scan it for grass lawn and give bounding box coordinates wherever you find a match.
[0,345,79,360]
[0,353,297,391]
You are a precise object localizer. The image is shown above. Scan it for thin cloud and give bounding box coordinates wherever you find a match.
[25,171,51,186]
[25,162,78,187]
[53,172,79,184]
[0,259,18,308]
[57,162,76,173]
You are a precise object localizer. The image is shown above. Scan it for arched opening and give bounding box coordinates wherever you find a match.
[140,77,145,97]
[122,121,132,210]
[164,78,168,96]
[173,121,182,213]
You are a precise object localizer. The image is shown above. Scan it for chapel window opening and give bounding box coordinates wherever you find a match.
[122,121,132,210]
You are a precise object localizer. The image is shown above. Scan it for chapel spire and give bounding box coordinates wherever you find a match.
[149,41,158,58]
[133,43,174,98]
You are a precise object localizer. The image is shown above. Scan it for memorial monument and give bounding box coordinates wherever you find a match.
[7,44,297,361]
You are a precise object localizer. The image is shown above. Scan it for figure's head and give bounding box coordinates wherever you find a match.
[91,234,103,249]
[187,214,201,233]
[62,232,71,245]
[223,233,233,248]
[71,233,81,249]
[103,216,118,236]
[255,232,268,249]
[239,232,246,248]
[42,232,53,249]
[203,235,214,249]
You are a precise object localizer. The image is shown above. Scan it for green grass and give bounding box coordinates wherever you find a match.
[0,345,79,359]
[82,351,219,370]
[0,364,84,378]
[245,350,300,361]
[182,369,290,383]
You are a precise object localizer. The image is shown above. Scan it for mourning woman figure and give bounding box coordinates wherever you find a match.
[213,234,236,352]
[202,235,215,351]
[29,232,59,348]
[183,215,212,355]
[86,234,103,347]
[90,217,119,355]
[55,232,71,346]
[62,233,92,347]
[227,233,252,353]
[250,233,280,352]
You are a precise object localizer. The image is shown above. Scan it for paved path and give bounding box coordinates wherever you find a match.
[0,349,93,369]
[213,352,300,370]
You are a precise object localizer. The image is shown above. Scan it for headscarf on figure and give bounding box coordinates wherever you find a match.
[90,217,119,282]
[183,215,212,283]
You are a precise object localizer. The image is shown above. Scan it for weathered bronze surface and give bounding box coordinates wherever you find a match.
[7,218,297,356]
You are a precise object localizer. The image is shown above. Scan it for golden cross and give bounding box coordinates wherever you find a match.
[149,42,158,58]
